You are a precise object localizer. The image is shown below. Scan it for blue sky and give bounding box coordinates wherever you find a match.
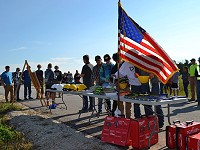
[0,0,200,74]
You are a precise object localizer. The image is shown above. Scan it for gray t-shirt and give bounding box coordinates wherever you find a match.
[172,72,180,83]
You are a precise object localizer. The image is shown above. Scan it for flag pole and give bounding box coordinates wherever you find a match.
[117,0,121,104]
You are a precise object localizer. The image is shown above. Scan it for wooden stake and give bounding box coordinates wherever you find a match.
[14,60,47,107]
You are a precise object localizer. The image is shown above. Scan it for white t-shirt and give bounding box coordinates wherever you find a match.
[115,62,141,86]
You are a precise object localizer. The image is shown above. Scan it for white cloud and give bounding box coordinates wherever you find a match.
[8,46,27,52]
[28,41,52,45]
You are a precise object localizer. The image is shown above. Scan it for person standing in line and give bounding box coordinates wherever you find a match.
[80,55,95,112]
[54,65,62,97]
[1,66,14,102]
[114,62,141,119]
[110,53,124,117]
[195,57,200,105]
[22,67,33,100]
[66,71,73,83]
[35,64,44,99]
[45,63,56,105]
[93,55,103,115]
[74,70,81,84]
[99,54,114,114]
[62,73,67,84]
[182,66,190,98]
[189,58,197,101]
[54,66,62,84]
[13,67,21,101]
[171,71,180,96]
[149,74,164,129]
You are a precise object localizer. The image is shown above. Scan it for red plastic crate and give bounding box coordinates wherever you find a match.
[176,121,200,150]
[101,116,132,146]
[188,132,200,150]
[130,115,159,149]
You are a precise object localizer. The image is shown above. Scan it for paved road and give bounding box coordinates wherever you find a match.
[0,86,200,150]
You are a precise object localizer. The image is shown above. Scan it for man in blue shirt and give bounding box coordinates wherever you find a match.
[1,66,14,102]
[22,67,33,100]
[99,54,114,113]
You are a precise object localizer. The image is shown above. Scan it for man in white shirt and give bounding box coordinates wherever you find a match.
[114,61,142,118]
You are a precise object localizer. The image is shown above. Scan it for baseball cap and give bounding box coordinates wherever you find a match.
[95,55,101,61]
[103,54,111,61]
[190,58,196,61]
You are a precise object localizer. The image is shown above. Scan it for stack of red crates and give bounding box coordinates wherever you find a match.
[101,115,159,149]
[166,120,200,150]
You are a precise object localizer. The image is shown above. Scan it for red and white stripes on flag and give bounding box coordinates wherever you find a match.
[118,3,179,84]
[119,32,179,84]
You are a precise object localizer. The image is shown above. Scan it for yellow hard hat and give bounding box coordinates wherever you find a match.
[119,82,128,90]
[138,76,149,84]
[69,84,77,91]
[63,84,71,89]
[77,84,87,91]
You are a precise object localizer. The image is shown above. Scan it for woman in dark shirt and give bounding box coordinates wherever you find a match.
[182,66,190,97]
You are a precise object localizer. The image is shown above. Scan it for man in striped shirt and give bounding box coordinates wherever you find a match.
[93,55,103,115]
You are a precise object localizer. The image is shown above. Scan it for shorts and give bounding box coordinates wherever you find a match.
[45,84,54,96]
[171,83,178,89]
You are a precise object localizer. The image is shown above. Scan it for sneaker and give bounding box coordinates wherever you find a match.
[189,98,195,101]
[29,97,33,99]
[24,97,28,100]
[17,99,22,102]
[96,111,102,116]
[88,109,94,112]
[79,109,88,113]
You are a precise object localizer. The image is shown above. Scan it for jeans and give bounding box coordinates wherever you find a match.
[183,81,189,97]
[24,82,31,98]
[197,80,200,104]
[82,95,95,110]
[98,98,103,112]
[14,84,20,99]
[151,82,164,128]
[111,100,118,116]
[155,105,164,128]
[131,85,142,118]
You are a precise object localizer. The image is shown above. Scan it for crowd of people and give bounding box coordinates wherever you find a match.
[0,64,81,102]
[1,55,200,129]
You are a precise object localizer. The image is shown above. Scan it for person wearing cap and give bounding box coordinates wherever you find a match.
[195,57,200,105]
[35,64,44,99]
[13,67,21,101]
[99,54,114,113]
[93,55,104,115]
[189,58,197,101]
[110,53,122,116]
[80,55,95,112]
[1,66,14,102]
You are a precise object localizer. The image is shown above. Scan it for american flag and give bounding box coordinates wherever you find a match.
[118,3,179,84]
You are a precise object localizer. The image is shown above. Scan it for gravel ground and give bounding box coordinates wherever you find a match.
[7,109,120,150]
[0,94,120,150]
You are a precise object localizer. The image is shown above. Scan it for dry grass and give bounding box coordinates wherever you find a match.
[0,102,33,150]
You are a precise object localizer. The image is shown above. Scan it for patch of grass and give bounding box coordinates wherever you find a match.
[0,102,33,150]
[0,102,21,114]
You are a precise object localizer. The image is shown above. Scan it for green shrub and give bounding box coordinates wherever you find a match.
[0,124,16,142]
